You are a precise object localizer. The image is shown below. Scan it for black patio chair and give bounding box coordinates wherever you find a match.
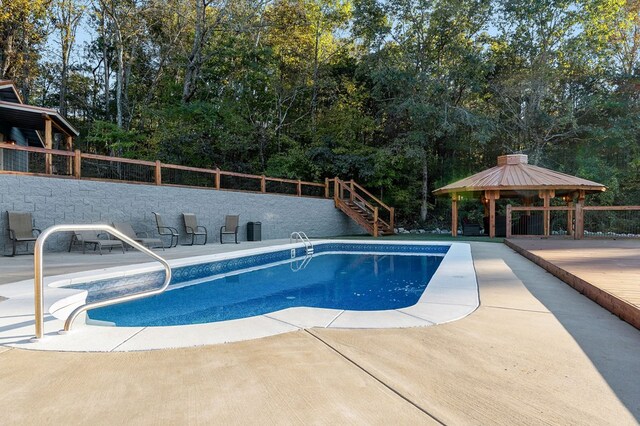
[220,215,239,244]
[183,213,208,245]
[6,211,41,256]
[152,212,179,248]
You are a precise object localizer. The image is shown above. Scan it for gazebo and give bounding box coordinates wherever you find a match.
[433,154,606,238]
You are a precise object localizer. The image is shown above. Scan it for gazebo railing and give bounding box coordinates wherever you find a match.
[582,206,640,239]
[506,204,640,239]
[506,205,574,238]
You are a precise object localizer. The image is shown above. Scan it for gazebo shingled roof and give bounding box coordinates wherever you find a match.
[433,154,605,196]
[433,154,606,238]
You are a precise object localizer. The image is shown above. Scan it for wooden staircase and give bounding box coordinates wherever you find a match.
[331,178,395,237]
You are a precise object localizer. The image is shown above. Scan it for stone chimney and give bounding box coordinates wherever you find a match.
[497,154,528,166]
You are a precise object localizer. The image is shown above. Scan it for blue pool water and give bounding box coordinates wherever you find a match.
[88,252,444,326]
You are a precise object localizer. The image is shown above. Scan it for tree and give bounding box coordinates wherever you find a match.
[306,0,351,134]
[354,0,492,221]
[10,0,640,225]
[97,0,145,129]
[53,0,85,116]
[182,0,230,102]
[489,0,584,165]
[0,0,50,100]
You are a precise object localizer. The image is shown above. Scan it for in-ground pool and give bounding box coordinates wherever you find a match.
[89,252,444,326]
[0,240,478,351]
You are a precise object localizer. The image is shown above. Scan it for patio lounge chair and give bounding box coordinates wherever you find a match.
[68,230,125,255]
[153,212,179,248]
[220,215,239,244]
[113,222,164,250]
[183,213,208,245]
[6,211,41,256]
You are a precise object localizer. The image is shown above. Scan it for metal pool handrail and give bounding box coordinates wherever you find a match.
[290,231,313,255]
[33,224,172,339]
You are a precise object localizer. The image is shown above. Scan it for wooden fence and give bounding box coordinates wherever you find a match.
[0,143,330,198]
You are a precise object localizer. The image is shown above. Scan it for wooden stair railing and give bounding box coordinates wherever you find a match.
[331,178,395,237]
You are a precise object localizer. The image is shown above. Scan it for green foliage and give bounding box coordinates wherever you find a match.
[147,101,255,170]
[85,121,145,156]
[7,0,640,226]
[0,0,49,95]
[266,145,320,179]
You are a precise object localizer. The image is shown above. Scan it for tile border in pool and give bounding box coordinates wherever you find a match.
[0,240,479,352]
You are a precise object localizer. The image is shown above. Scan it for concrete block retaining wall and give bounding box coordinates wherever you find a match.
[0,174,365,254]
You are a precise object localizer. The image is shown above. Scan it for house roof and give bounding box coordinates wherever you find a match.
[0,96,79,138]
[0,80,23,103]
[0,83,43,144]
[433,154,606,196]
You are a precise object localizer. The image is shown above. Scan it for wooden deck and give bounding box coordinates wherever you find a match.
[505,238,640,330]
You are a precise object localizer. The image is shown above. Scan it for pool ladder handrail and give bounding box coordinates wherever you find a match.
[290,231,313,255]
[33,224,172,339]
[290,252,313,272]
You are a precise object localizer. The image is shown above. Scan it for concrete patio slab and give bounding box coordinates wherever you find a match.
[398,301,476,324]
[0,332,436,425]
[265,307,343,328]
[328,309,433,329]
[0,241,638,424]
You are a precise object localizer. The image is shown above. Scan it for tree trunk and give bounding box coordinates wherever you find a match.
[115,39,124,128]
[60,61,68,116]
[122,44,135,128]
[102,13,110,120]
[57,0,81,117]
[60,22,71,116]
[182,0,206,103]
[0,34,14,77]
[420,154,429,222]
[257,122,267,170]
[310,23,320,136]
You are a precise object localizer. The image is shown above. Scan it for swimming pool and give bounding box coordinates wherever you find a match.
[87,250,445,326]
[0,240,479,351]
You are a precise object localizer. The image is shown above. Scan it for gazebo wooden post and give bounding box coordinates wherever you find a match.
[485,190,499,238]
[564,195,574,237]
[481,195,489,217]
[523,197,532,216]
[451,193,459,237]
[44,115,53,175]
[575,190,586,239]
[539,190,554,237]
[541,190,549,237]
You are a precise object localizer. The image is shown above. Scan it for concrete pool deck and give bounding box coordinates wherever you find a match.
[0,241,639,424]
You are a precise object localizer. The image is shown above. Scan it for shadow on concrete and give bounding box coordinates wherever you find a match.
[499,245,640,421]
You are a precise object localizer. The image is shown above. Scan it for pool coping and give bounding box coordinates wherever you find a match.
[0,240,479,352]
